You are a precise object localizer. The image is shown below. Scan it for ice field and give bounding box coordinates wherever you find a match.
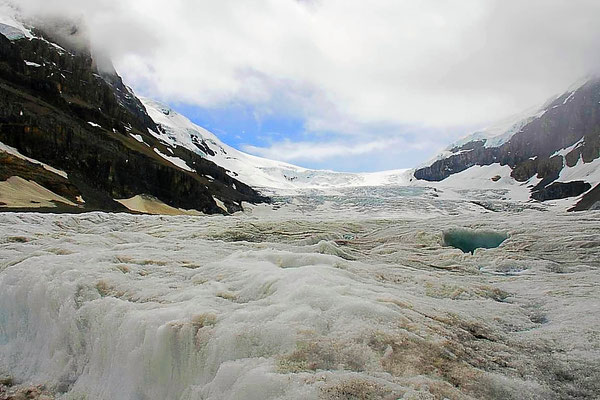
[0,188,599,399]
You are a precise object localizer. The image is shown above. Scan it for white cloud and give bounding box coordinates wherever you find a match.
[13,0,600,124]
[241,136,432,163]
[7,0,600,168]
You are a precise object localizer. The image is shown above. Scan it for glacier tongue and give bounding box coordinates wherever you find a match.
[1,195,599,399]
[140,97,411,193]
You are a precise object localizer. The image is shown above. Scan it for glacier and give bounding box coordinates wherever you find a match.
[1,189,599,399]
[139,97,600,211]
[140,97,411,194]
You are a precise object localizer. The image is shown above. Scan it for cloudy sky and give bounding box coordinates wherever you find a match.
[12,0,600,171]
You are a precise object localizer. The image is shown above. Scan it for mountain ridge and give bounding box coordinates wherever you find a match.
[0,14,268,214]
[413,77,600,210]
[1,10,599,212]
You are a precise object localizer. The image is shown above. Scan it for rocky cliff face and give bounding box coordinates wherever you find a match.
[414,78,600,210]
[0,21,268,213]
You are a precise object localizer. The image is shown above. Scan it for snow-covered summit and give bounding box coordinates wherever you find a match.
[141,98,410,192]
[436,77,593,161]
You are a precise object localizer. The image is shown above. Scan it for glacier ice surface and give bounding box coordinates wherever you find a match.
[0,189,599,399]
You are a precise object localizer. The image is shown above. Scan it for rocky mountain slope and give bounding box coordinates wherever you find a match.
[414,77,600,210]
[0,14,267,214]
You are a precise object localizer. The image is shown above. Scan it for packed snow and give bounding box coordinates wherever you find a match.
[559,155,600,183]
[211,196,227,213]
[412,163,538,203]
[551,138,585,158]
[0,191,599,399]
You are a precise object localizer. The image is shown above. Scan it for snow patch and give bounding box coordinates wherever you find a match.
[129,134,144,143]
[562,91,576,105]
[556,153,600,184]
[0,140,68,179]
[153,148,195,172]
[212,196,227,212]
[551,138,584,158]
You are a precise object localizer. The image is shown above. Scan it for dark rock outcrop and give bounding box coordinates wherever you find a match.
[531,181,591,202]
[569,183,600,211]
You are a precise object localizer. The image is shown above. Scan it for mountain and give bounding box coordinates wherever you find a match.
[140,97,410,193]
[2,9,598,213]
[413,77,600,211]
[0,12,267,214]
